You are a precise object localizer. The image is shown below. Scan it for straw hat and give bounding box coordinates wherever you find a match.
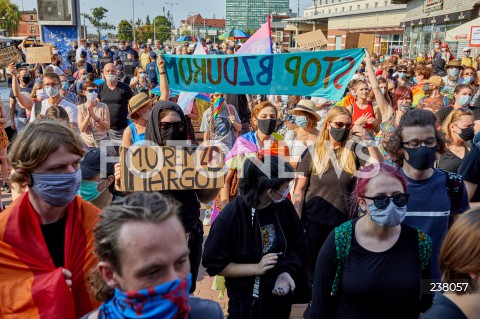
[445,60,464,70]
[288,99,321,121]
[128,92,154,118]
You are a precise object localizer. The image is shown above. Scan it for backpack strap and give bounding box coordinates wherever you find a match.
[419,96,426,107]
[416,228,432,271]
[331,220,353,296]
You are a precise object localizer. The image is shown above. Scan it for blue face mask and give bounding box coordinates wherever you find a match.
[458,95,472,106]
[380,88,386,95]
[78,179,106,202]
[295,115,308,127]
[379,58,384,63]
[30,170,82,207]
[61,81,69,91]
[98,274,192,319]
[413,77,418,84]
[368,201,406,227]
[463,76,473,85]
[449,68,460,77]
[398,73,406,79]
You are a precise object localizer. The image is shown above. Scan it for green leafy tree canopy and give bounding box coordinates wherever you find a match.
[0,0,20,36]
[117,20,133,41]
[81,7,115,42]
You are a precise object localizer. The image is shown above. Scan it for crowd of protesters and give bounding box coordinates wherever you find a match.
[0,34,479,319]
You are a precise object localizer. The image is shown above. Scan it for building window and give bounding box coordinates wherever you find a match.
[365,3,369,8]
[385,1,388,5]
[349,5,352,10]
[29,15,34,21]
[328,9,331,13]
[375,2,378,7]
[342,7,345,11]
[30,26,35,34]
[357,4,360,9]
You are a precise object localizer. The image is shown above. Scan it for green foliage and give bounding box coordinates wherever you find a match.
[133,15,172,43]
[153,16,172,42]
[81,7,115,42]
[0,0,20,36]
[117,20,133,41]
[145,15,151,26]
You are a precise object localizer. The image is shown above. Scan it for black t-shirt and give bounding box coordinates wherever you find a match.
[98,81,133,130]
[436,106,480,124]
[437,147,470,173]
[10,85,32,119]
[165,190,200,231]
[98,56,113,73]
[458,143,480,202]
[296,144,364,226]
[40,214,67,268]
[225,94,250,123]
[420,293,467,319]
[123,59,136,76]
[311,218,431,319]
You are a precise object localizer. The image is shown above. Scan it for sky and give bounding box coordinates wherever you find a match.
[12,0,312,29]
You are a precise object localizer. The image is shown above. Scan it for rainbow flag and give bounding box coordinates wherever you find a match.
[213,96,225,121]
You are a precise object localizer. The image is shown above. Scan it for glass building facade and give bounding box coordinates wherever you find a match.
[226,0,290,31]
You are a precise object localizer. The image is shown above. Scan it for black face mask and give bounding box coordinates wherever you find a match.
[403,146,437,170]
[388,69,394,76]
[55,60,61,66]
[330,127,350,143]
[159,122,186,142]
[257,118,276,135]
[22,74,30,84]
[73,45,78,50]
[457,126,475,142]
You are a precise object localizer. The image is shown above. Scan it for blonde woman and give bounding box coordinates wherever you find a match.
[437,108,475,173]
[293,106,382,283]
[129,66,151,95]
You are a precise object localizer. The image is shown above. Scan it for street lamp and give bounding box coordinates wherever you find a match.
[132,0,136,43]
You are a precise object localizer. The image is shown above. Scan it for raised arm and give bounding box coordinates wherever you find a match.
[7,63,34,111]
[157,55,170,101]
[364,50,392,121]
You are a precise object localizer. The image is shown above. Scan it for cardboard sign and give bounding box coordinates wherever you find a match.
[470,26,480,47]
[120,146,225,192]
[0,46,23,69]
[162,49,365,102]
[25,46,52,64]
[296,30,328,50]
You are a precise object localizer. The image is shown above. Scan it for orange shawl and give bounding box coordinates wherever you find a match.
[0,193,100,319]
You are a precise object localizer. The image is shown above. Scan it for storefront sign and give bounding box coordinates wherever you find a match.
[423,0,443,13]
[163,49,365,101]
[470,26,480,47]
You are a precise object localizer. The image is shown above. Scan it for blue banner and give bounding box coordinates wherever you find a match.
[42,26,77,61]
[162,49,365,101]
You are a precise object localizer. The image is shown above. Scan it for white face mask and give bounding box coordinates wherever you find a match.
[434,44,439,49]
[441,48,446,52]
[106,74,116,82]
[44,86,59,98]
[87,92,98,101]
[269,187,289,204]
[36,89,48,100]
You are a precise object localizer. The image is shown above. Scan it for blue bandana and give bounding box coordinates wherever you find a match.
[98,274,192,319]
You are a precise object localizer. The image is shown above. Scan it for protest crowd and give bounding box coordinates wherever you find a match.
[1,17,480,319]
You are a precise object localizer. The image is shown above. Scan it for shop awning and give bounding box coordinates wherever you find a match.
[400,2,475,26]
[445,17,480,41]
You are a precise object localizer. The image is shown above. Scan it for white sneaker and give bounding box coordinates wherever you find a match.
[203,209,212,226]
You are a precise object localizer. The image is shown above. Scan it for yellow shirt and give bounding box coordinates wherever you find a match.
[461,57,473,67]
[140,52,150,69]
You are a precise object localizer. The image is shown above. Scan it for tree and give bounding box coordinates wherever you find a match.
[0,0,20,36]
[81,7,115,42]
[145,15,151,26]
[153,16,172,43]
[118,20,133,41]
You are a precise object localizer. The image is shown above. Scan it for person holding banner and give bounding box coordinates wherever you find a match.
[142,100,221,293]
[203,155,309,319]
[0,120,100,318]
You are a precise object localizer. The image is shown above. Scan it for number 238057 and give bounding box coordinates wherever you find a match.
[430,282,469,292]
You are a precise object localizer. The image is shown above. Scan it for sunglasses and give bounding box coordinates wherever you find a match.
[139,72,146,74]
[160,121,184,130]
[397,71,407,73]
[87,89,98,93]
[330,122,352,129]
[363,193,409,209]
[402,137,437,149]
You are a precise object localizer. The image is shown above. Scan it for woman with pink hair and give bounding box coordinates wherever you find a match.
[310,163,433,319]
